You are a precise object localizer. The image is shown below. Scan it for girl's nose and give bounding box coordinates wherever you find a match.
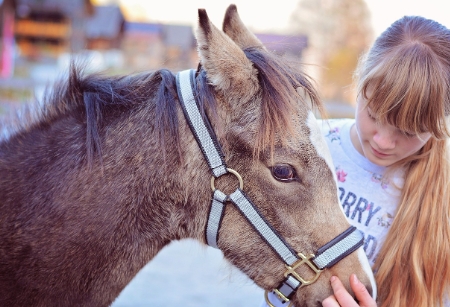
[373,127,396,150]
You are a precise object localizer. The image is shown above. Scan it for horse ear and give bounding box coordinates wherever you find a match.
[222,5,266,50]
[196,8,259,100]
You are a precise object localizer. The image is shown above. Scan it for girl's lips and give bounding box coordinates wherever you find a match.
[371,146,391,158]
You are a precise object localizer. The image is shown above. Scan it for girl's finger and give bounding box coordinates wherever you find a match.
[329,276,358,306]
[350,274,377,307]
[322,295,340,307]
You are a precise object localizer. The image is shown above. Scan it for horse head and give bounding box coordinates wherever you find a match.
[190,5,376,306]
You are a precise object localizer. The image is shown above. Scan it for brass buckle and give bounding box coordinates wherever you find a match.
[273,288,291,303]
[284,253,323,287]
[265,253,322,306]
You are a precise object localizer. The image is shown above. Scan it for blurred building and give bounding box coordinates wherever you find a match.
[0,0,16,78]
[13,0,94,58]
[85,5,124,50]
[0,2,315,115]
[121,22,164,70]
[120,23,309,73]
[0,0,127,114]
[255,33,308,59]
[7,0,124,59]
[121,21,197,72]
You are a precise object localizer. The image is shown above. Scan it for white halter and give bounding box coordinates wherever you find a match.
[176,69,364,305]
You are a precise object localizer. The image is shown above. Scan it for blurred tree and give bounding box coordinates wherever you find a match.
[288,0,374,105]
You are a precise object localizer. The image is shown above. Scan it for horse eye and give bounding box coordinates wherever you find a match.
[271,164,297,182]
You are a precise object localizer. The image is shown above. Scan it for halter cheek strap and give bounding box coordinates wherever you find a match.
[176,69,364,305]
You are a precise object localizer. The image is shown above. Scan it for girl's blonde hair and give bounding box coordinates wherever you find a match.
[355,16,450,307]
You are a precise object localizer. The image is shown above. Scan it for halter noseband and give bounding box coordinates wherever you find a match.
[176,69,364,306]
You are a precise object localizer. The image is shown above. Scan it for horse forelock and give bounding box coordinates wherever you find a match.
[193,48,322,158]
[242,48,322,155]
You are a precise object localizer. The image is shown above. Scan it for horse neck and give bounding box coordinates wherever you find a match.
[0,99,213,255]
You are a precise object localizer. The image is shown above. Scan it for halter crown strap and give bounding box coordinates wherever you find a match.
[176,69,365,305]
[176,69,227,178]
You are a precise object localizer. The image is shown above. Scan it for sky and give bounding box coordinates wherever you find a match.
[93,0,450,37]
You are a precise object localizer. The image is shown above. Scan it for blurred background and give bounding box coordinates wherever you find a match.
[1,0,449,118]
[0,1,448,306]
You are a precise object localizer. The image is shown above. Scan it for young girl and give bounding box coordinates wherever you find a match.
[264,15,450,307]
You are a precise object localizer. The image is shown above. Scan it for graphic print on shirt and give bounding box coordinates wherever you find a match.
[338,187,385,261]
[337,180,397,263]
[326,127,341,143]
[336,166,347,182]
[377,212,393,227]
[371,173,389,189]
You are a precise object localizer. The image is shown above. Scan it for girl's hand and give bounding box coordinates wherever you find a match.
[322,274,377,307]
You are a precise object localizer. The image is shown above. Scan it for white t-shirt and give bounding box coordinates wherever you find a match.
[319,118,402,266]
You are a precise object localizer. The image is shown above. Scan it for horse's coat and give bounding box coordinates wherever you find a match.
[0,5,375,307]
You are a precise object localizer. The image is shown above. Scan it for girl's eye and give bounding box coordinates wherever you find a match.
[402,131,416,138]
[367,109,376,120]
[271,164,297,182]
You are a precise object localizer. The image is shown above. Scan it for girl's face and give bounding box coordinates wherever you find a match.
[351,94,432,167]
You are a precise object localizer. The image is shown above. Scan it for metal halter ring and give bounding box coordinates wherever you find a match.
[210,168,243,192]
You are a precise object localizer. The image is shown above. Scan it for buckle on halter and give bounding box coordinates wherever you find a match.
[284,253,323,287]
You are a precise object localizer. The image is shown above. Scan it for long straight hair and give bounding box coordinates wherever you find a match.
[355,16,450,307]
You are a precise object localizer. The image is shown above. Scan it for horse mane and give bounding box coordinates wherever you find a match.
[1,48,322,165]
[1,64,181,166]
